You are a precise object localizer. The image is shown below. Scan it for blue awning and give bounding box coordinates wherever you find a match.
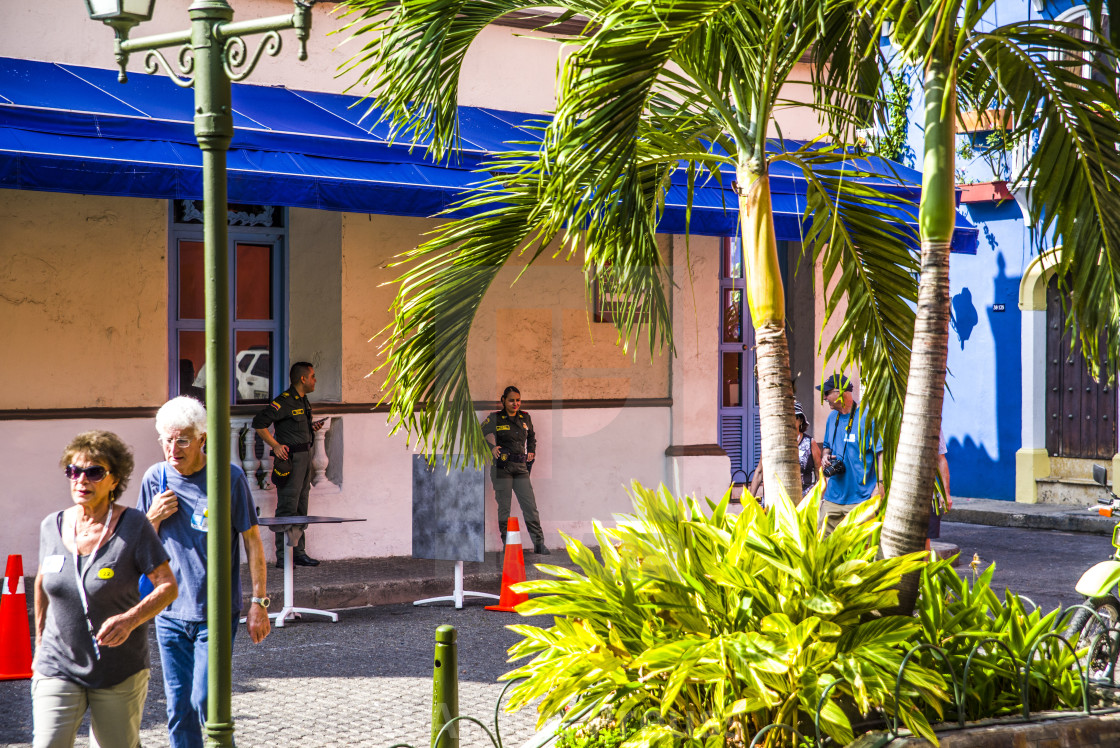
[0,56,977,252]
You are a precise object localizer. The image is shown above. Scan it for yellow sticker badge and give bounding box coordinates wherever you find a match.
[97,568,115,580]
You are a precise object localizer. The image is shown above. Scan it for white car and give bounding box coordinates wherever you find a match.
[191,347,272,401]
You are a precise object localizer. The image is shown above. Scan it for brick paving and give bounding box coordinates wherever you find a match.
[0,551,570,748]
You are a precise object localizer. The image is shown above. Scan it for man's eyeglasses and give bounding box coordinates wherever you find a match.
[158,436,198,449]
[65,464,109,482]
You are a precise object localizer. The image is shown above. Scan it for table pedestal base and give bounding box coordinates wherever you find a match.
[274,533,338,627]
[271,606,338,626]
[413,560,499,610]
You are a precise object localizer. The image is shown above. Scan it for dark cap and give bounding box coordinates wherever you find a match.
[816,374,854,395]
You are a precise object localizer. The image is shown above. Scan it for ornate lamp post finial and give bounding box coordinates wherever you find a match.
[83,0,157,81]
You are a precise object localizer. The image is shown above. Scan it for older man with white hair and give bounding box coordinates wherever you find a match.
[138,396,271,748]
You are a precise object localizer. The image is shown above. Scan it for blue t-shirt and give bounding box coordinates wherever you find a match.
[137,461,257,621]
[821,405,883,506]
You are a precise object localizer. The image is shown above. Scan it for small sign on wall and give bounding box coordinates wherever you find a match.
[992,303,1006,312]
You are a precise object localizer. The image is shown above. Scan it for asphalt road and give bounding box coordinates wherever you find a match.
[1,521,1115,747]
[937,521,1115,611]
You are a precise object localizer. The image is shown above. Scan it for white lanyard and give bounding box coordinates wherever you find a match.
[71,505,113,660]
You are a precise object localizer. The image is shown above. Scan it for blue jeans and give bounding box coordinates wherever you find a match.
[154,616,237,748]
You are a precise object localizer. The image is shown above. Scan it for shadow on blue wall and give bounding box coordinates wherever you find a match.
[951,288,979,348]
[948,252,1022,501]
[982,223,1000,252]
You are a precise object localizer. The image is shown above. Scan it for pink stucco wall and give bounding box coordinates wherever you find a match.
[1,407,674,572]
[7,0,565,113]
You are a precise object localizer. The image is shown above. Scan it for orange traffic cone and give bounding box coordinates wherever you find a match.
[0,554,33,680]
[486,518,529,612]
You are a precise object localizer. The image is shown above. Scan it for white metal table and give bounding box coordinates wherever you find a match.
[257,515,365,627]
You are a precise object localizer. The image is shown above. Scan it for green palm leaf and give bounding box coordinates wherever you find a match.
[961,21,1120,368]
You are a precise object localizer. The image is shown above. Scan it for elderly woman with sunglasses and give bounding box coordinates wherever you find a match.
[32,431,177,748]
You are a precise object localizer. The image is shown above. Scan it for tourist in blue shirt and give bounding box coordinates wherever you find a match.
[139,397,271,748]
[817,374,883,533]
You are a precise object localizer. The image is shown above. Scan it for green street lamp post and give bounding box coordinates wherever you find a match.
[84,1,313,745]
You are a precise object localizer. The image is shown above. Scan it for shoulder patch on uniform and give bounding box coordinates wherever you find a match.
[270,401,281,410]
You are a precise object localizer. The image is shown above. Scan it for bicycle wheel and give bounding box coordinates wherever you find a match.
[1066,594,1120,680]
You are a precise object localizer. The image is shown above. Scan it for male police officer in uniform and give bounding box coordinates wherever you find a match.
[253,361,325,567]
[481,385,549,554]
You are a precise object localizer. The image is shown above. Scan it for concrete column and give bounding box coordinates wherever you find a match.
[1016,253,1053,503]
[665,234,731,501]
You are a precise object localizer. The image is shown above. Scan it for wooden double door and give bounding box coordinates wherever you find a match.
[1046,277,1117,458]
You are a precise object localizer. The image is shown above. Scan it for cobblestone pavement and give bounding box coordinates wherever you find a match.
[0,601,552,748]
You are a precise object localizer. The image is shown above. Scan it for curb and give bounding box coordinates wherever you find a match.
[945,507,1116,536]
[296,570,505,610]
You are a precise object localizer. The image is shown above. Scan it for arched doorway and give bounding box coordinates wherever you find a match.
[1017,250,1119,502]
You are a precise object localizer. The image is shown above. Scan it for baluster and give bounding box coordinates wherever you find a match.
[263,443,274,489]
[311,418,330,486]
[242,419,261,483]
[230,420,246,474]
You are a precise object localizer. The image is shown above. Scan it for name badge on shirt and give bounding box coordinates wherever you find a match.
[42,555,65,573]
[846,434,857,443]
[191,510,209,533]
[496,425,510,431]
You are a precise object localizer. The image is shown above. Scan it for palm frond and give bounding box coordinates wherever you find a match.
[812,1,888,140]
[381,120,695,463]
[338,0,589,161]
[962,21,1120,371]
[543,0,740,233]
[377,156,554,466]
[786,146,920,478]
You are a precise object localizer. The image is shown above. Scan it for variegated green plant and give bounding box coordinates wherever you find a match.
[915,558,1082,721]
[502,483,945,746]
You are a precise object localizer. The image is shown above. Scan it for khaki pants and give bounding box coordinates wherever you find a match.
[818,500,868,535]
[32,668,150,748]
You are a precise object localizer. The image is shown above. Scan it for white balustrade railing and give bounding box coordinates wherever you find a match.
[230,415,339,498]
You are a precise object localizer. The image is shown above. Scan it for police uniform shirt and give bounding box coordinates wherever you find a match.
[251,386,313,447]
[481,410,536,455]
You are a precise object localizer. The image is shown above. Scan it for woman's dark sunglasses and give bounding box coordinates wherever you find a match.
[65,464,109,482]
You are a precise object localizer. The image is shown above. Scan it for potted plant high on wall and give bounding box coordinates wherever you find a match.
[957,117,1016,203]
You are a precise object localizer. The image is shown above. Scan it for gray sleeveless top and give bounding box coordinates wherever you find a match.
[35,506,169,688]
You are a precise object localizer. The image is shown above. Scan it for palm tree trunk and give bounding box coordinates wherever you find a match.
[739,165,801,500]
[880,58,956,613]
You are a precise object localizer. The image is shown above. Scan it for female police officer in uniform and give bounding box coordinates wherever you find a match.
[481,386,549,555]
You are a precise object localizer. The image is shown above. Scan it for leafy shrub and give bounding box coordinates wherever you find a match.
[555,708,637,748]
[501,481,946,746]
[914,558,1083,721]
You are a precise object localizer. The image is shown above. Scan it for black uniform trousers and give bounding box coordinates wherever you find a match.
[492,466,544,549]
[275,450,312,556]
